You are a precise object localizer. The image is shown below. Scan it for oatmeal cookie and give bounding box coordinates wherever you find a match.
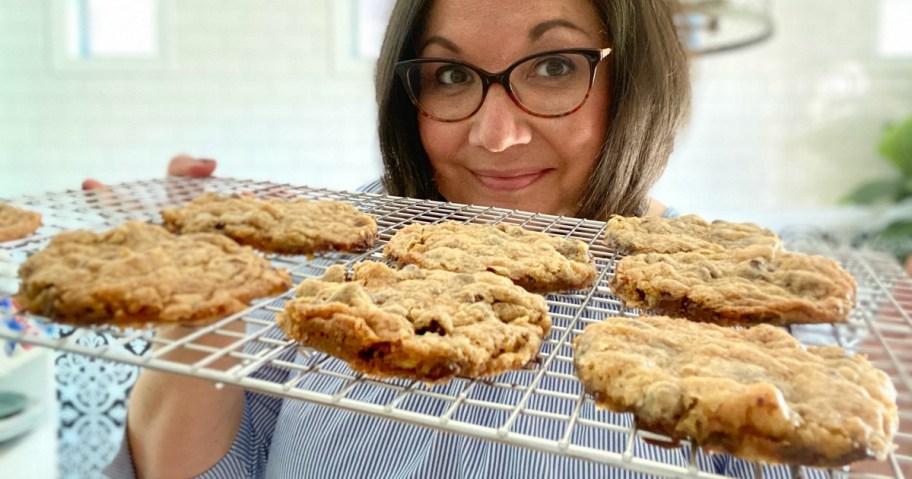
[383,221,596,293]
[574,316,898,467]
[610,245,856,326]
[161,192,377,255]
[0,204,41,242]
[17,221,291,326]
[604,214,782,255]
[278,261,551,382]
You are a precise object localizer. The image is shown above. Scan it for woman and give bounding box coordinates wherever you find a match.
[103,0,706,477]
[372,0,688,219]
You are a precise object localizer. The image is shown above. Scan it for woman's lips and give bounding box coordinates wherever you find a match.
[473,169,550,191]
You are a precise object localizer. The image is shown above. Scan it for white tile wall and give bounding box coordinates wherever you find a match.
[0,0,910,232]
[0,0,382,196]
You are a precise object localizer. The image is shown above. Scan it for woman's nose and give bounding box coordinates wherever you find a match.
[468,85,532,152]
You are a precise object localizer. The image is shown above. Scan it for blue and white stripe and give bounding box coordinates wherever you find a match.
[358,179,386,195]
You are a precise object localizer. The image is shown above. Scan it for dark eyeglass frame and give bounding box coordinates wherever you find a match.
[395,47,612,122]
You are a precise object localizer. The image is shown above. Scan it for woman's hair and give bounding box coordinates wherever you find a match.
[375,0,691,219]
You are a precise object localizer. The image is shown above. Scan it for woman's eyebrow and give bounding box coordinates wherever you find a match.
[420,36,461,54]
[529,19,588,41]
[419,19,587,55]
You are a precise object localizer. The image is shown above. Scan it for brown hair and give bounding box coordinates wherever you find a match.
[375,0,691,219]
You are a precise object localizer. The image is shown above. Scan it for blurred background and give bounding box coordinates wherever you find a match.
[0,0,909,230]
[0,0,911,477]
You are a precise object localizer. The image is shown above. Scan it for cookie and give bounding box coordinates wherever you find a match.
[0,204,42,242]
[573,316,898,467]
[277,261,551,382]
[16,221,291,326]
[383,221,596,293]
[604,214,782,255]
[161,192,377,255]
[609,244,856,326]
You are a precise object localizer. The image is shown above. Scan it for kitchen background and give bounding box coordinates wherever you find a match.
[0,0,910,478]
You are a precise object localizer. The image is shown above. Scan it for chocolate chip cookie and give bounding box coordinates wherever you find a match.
[574,315,898,467]
[278,261,551,382]
[161,192,377,255]
[17,221,291,326]
[383,221,596,293]
[609,244,856,326]
[604,214,782,255]
[0,204,41,242]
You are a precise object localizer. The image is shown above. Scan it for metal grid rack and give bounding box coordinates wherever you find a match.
[1,177,910,478]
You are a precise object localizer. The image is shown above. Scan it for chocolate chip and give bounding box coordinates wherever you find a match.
[358,342,391,360]
[416,319,446,336]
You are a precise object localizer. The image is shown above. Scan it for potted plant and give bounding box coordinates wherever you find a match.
[842,114,912,269]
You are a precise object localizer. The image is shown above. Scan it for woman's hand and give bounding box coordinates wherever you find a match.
[82,154,217,191]
[166,154,217,178]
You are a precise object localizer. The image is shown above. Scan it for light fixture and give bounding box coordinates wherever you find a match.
[677,0,774,54]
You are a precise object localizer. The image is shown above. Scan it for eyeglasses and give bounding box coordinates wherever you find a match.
[395,47,612,122]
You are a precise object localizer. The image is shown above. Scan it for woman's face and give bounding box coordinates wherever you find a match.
[417,0,611,216]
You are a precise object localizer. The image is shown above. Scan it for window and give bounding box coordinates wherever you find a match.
[332,0,396,73]
[355,0,395,60]
[880,0,912,57]
[66,0,158,58]
[53,0,168,69]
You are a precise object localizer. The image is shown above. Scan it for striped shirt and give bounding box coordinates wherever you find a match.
[106,181,822,479]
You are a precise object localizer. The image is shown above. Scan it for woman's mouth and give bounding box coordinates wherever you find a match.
[473,169,551,191]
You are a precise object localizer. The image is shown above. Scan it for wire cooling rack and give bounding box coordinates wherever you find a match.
[1,177,910,479]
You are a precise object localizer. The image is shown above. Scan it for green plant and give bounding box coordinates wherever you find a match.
[843,114,912,261]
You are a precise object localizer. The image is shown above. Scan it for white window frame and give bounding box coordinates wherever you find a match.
[331,0,395,74]
[51,0,174,71]
[879,0,912,58]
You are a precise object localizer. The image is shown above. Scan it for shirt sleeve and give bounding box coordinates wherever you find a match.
[102,431,136,478]
[356,179,386,194]
[103,387,286,479]
[195,387,286,478]
[662,205,682,218]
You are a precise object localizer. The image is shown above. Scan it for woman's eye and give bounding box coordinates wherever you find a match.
[436,66,471,85]
[534,57,574,77]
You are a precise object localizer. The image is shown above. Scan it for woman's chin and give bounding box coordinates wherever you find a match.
[442,188,570,216]
[485,198,566,216]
